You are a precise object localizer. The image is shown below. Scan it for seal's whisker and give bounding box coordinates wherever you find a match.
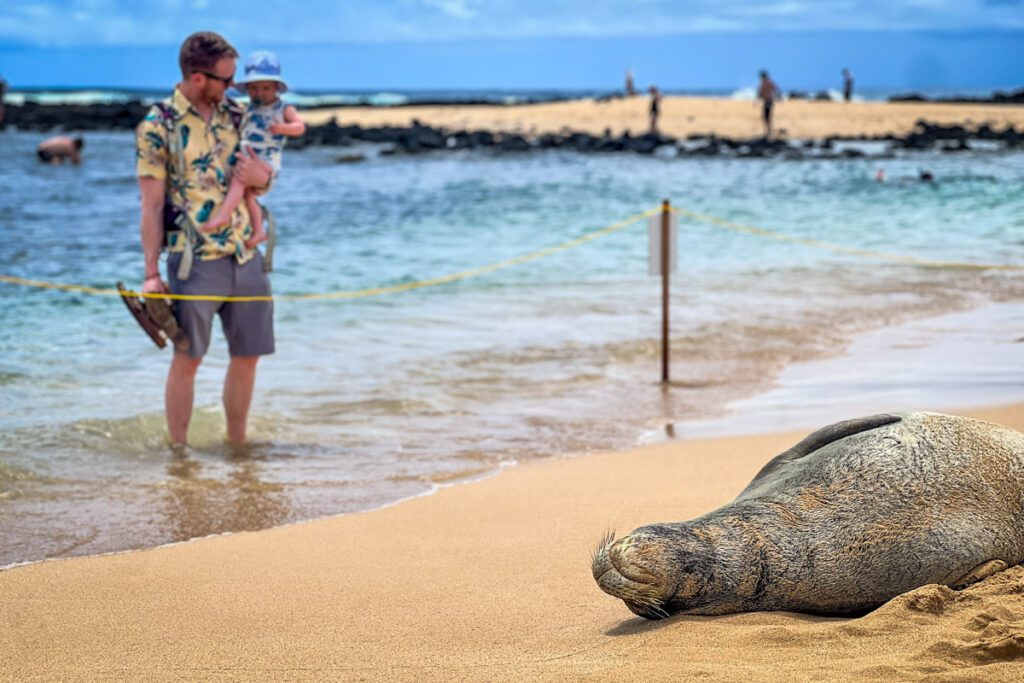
[651,604,670,619]
[591,529,616,565]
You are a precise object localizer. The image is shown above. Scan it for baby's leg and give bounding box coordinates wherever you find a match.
[244,191,267,249]
[202,177,246,231]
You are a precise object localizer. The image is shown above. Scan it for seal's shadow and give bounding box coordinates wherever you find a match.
[604,615,702,636]
[605,611,849,637]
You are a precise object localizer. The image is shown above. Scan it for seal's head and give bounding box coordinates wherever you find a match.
[592,524,712,619]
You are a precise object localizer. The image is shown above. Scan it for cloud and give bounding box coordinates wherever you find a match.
[420,0,480,19]
[0,0,1021,47]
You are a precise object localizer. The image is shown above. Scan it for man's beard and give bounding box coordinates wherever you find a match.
[201,85,225,107]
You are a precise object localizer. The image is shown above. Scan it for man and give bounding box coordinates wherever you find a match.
[757,70,781,138]
[137,31,274,445]
[648,85,662,134]
[842,68,854,102]
[37,135,84,164]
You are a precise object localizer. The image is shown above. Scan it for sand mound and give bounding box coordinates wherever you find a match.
[580,564,1024,681]
[834,565,1024,680]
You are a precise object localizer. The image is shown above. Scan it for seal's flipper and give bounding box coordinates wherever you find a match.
[261,203,275,273]
[950,559,1008,590]
[118,282,167,349]
[737,414,903,500]
[117,283,190,353]
[788,414,903,459]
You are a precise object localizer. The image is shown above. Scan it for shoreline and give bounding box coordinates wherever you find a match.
[2,301,1021,573]
[675,301,1024,439]
[3,402,1022,680]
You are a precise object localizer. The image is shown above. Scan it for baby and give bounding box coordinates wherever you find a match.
[202,50,306,248]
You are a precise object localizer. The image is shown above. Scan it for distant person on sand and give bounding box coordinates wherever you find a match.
[37,135,84,164]
[757,70,780,138]
[842,68,854,102]
[200,50,306,247]
[648,85,662,134]
[625,70,636,97]
[0,74,7,126]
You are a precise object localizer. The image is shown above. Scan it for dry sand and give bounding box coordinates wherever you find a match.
[303,96,1024,140]
[3,404,1023,681]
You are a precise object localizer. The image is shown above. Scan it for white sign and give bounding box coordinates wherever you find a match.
[648,213,678,276]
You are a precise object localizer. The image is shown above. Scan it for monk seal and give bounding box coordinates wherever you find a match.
[592,412,1024,619]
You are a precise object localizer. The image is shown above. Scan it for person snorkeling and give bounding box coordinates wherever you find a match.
[874,167,936,183]
[37,135,84,164]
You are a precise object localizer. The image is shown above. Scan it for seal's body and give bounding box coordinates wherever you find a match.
[592,412,1024,619]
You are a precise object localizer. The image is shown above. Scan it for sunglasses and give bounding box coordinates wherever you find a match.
[193,70,234,86]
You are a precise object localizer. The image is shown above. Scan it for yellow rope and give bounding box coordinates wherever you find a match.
[0,207,659,303]
[671,207,1024,272]
[3,205,1019,304]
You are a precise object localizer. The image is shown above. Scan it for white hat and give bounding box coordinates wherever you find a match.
[235,51,288,92]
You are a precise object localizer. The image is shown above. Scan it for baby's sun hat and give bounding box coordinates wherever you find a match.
[236,50,288,92]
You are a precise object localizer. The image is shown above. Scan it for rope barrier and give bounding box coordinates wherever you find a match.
[1,205,1020,305]
[0,207,660,303]
[671,207,1024,272]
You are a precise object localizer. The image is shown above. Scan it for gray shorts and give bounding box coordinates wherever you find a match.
[167,252,275,359]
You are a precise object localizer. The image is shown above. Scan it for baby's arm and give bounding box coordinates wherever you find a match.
[269,106,306,137]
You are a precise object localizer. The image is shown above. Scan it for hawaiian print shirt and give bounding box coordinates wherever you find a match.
[136,87,255,263]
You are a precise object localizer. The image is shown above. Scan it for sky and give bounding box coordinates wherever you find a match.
[1,1,1022,91]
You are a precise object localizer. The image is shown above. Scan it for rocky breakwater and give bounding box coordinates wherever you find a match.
[291,117,1023,161]
[888,87,1024,105]
[2,101,149,131]
[3,101,1021,159]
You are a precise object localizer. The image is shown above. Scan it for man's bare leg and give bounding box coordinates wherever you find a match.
[166,352,203,444]
[224,355,259,444]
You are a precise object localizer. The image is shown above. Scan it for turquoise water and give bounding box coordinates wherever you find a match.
[1,129,1022,566]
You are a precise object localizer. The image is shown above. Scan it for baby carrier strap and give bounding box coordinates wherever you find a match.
[153,99,201,280]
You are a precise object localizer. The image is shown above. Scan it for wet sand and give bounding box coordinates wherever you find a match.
[303,96,1024,139]
[2,403,1023,681]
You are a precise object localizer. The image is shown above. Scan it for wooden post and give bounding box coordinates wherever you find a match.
[661,199,671,384]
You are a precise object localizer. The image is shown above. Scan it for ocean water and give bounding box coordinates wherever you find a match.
[4,87,615,108]
[1,129,1022,567]
[4,85,999,108]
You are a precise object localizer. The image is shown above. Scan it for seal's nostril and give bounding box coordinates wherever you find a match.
[604,538,665,587]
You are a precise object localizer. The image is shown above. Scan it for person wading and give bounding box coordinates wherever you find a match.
[136,31,275,446]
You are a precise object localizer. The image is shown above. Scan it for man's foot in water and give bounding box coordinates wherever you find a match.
[245,228,267,250]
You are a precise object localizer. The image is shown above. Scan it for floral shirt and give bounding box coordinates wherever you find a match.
[136,87,255,263]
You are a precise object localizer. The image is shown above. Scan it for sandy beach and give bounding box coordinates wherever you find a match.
[3,402,1023,681]
[304,96,1024,140]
